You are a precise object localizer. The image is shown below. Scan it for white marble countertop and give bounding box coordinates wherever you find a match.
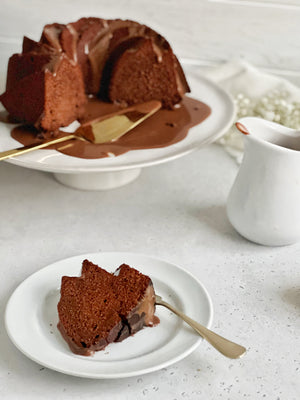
[0,1,300,399]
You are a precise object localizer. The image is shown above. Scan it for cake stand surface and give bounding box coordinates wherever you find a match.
[0,74,235,190]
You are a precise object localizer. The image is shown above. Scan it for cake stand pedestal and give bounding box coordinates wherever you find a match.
[53,168,141,190]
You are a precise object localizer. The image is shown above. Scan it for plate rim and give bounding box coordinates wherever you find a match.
[5,251,214,379]
[1,75,235,173]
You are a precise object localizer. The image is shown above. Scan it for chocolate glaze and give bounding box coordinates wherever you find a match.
[57,320,121,356]
[11,95,211,159]
[235,122,249,135]
[0,110,11,123]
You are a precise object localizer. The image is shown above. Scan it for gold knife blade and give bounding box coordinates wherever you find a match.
[76,100,162,144]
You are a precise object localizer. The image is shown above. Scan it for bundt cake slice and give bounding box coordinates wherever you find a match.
[57,260,157,356]
[0,42,86,131]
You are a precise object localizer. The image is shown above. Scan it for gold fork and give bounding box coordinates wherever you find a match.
[155,295,246,359]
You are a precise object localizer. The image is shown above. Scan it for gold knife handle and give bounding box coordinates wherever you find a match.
[158,299,246,359]
[0,134,76,161]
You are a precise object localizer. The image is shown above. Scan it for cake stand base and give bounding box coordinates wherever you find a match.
[53,168,141,190]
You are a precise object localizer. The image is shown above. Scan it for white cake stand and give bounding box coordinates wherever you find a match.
[0,74,235,190]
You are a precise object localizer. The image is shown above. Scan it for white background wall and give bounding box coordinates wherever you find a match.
[0,0,299,76]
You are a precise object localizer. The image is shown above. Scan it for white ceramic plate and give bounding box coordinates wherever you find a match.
[5,252,213,379]
[0,69,235,173]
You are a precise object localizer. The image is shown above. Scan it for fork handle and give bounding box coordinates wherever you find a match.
[158,299,246,359]
[0,134,76,161]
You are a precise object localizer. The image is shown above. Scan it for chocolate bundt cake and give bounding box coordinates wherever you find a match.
[57,260,158,356]
[0,18,190,132]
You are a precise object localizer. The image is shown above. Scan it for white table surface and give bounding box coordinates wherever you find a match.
[1,145,299,399]
[0,1,300,399]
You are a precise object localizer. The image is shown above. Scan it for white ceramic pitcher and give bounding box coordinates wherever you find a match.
[227,117,300,246]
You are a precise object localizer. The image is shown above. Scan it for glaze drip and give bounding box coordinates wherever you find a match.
[10,96,211,159]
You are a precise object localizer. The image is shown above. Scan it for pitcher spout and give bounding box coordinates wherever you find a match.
[235,117,300,152]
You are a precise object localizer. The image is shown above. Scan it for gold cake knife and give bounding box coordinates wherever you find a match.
[0,100,161,161]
